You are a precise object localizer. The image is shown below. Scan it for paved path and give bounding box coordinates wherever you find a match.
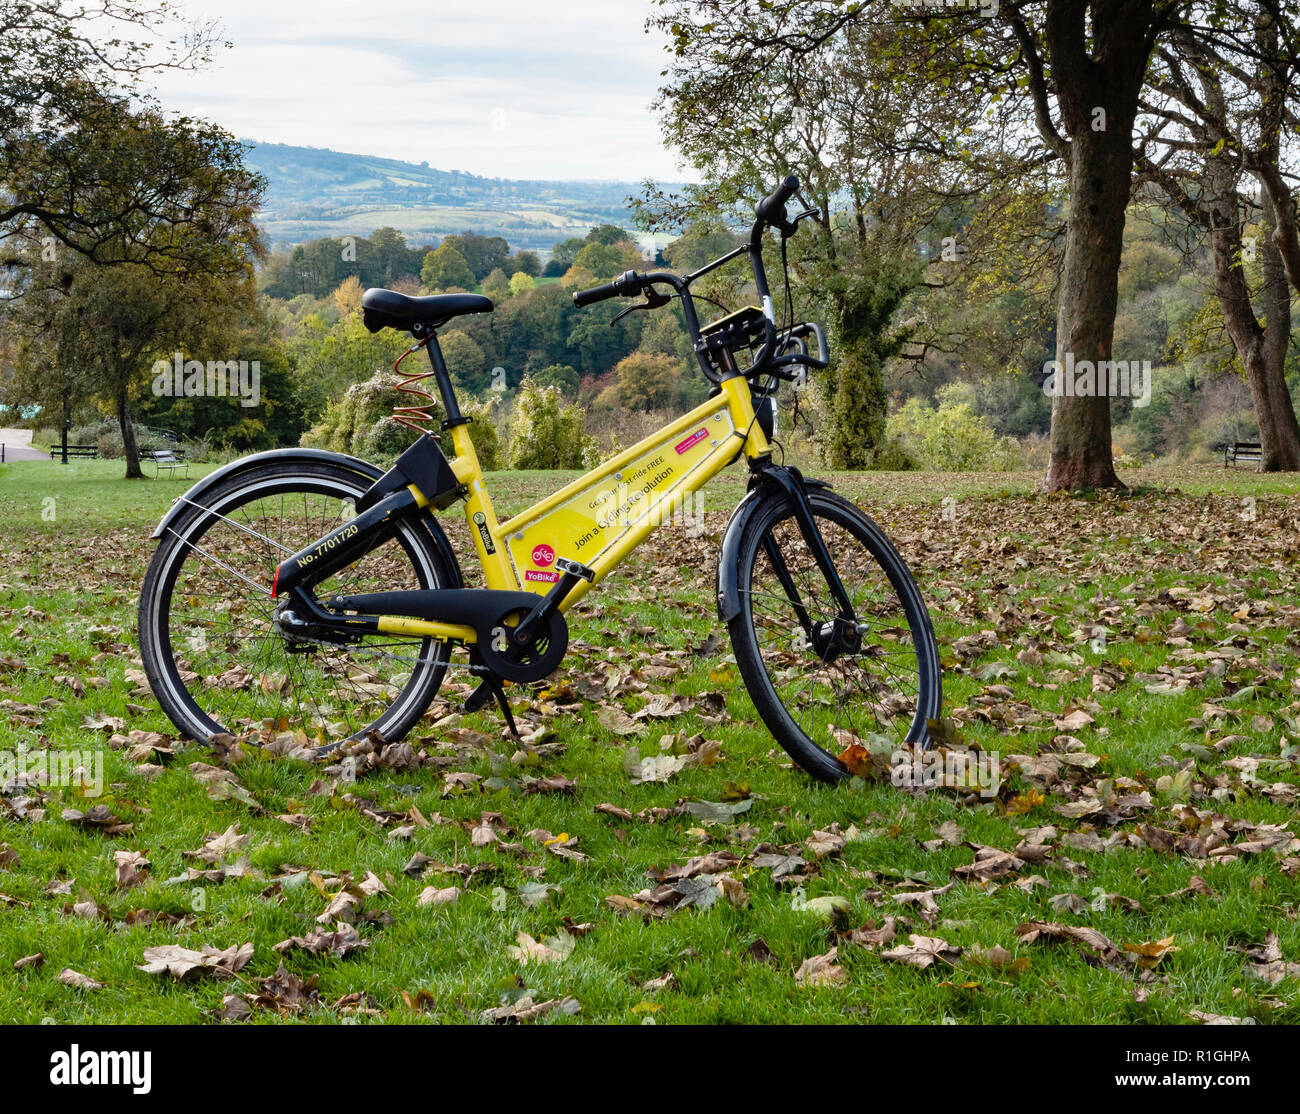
[0,428,50,462]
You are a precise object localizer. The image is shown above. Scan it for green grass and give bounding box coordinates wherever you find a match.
[0,458,1297,1024]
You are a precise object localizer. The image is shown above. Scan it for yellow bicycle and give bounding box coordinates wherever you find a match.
[139,176,940,781]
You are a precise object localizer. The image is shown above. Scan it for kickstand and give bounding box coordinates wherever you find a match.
[463,653,520,738]
[491,678,520,738]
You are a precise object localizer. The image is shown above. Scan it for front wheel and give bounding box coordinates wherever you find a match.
[728,487,941,781]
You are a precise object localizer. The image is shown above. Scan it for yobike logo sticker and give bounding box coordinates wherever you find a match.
[531,543,555,567]
[473,511,495,554]
[525,569,560,583]
[674,427,708,455]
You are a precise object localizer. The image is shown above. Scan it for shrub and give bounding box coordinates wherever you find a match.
[67,418,169,459]
[300,369,420,462]
[506,378,599,470]
[461,398,504,471]
[886,392,1025,471]
[613,352,686,411]
[869,438,919,471]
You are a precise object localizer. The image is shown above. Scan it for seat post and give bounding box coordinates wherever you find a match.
[422,330,465,427]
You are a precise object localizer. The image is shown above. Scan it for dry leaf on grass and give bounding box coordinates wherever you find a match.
[58,967,102,990]
[112,849,150,889]
[506,931,575,965]
[417,885,461,907]
[795,946,846,987]
[273,922,369,960]
[483,995,580,1023]
[138,942,253,981]
[880,935,962,969]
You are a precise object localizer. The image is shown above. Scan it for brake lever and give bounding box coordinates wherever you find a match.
[610,287,670,325]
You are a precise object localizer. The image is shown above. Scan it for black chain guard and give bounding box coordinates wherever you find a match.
[477,607,568,683]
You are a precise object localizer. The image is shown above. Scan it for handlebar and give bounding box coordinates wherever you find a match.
[572,268,642,307]
[755,174,800,235]
[572,175,814,385]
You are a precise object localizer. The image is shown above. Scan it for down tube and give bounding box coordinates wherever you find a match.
[499,384,764,606]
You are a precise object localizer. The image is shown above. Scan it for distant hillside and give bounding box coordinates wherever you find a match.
[241,141,670,254]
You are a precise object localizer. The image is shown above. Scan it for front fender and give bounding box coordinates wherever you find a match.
[150,448,382,539]
[715,485,768,624]
[715,467,833,623]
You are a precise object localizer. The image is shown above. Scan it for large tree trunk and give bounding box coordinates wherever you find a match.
[1040,1,1156,491]
[1252,209,1300,473]
[1044,128,1131,491]
[1206,161,1300,471]
[117,389,143,479]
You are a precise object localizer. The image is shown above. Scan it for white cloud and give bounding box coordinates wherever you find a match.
[149,0,687,180]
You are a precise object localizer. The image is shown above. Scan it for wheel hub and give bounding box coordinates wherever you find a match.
[808,616,862,662]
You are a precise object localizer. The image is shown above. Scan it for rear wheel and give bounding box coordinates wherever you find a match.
[728,488,941,781]
[138,460,457,746]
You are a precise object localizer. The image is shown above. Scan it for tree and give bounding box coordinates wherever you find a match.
[135,325,309,450]
[482,268,512,302]
[508,272,536,298]
[421,243,475,291]
[507,250,541,277]
[544,237,587,277]
[645,9,1036,469]
[663,221,744,273]
[440,330,488,394]
[1134,6,1300,470]
[9,252,260,476]
[531,364,580,397]
[614,352,681,410]
[2,84,264,477]
[0,1,259,272]
[587,224,632,246]
[441,232,510,281]
[366,227,421,287]
[333,276,364,316]
[573,237,642,281]
[650,1,1257,489]
[286,311,411,422]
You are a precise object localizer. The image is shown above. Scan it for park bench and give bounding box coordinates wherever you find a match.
[1224,441,1262,468]
[48,445,99,460]
[142,447,189,478]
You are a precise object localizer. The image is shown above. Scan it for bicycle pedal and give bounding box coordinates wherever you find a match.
[555,557,594,582]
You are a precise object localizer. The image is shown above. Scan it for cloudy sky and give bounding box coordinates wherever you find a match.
[151,0,683,181]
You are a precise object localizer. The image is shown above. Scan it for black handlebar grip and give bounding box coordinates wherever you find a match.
[572,282,620,308]
[756,174,800,224]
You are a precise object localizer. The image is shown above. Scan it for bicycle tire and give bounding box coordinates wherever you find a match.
[138,459,456,746]
[727,487,941,781]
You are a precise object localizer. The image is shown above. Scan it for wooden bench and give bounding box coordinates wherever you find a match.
[1225,441,1262,468]
[142,447,189,478]
[48,445,99,459]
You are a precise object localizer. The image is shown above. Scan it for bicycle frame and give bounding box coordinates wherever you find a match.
[275,373,772,648]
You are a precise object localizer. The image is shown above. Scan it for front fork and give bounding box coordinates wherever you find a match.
[754,463,857,621]
[715,459,862,661]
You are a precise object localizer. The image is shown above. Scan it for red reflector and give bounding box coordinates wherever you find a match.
[272,565,280,597]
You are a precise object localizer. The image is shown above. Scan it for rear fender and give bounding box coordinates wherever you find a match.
[150,447,463,588]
